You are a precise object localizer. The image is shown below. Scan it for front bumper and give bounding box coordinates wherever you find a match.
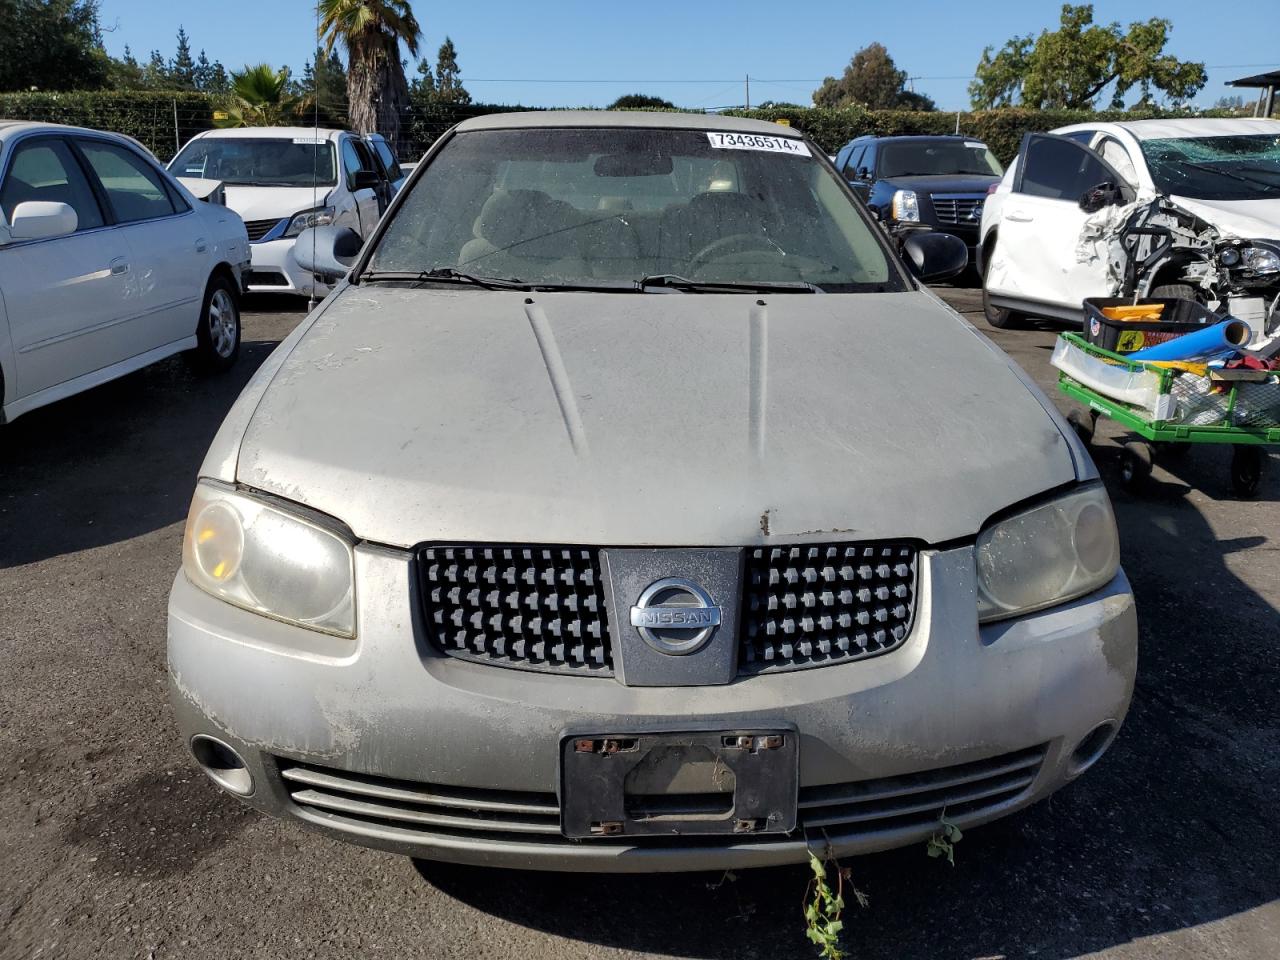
[245,238,331,298]
[168,544,1137,872]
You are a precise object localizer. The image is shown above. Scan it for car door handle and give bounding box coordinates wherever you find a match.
[1006,210,1034,223]
[195,237,208,253]
[110,257,130,275]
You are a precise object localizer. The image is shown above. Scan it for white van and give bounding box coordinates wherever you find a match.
[170,127,390,296]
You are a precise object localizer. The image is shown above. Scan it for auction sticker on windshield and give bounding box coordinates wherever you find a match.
[706,132,811,157]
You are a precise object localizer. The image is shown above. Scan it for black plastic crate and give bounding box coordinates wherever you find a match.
[1083,297,1220,355]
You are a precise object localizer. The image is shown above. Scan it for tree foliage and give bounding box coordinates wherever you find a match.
[319,0,420,146]
[433,36,470,105]
[214,63,310,128]
[813,43,934,112]
[607,93,675,110]
[969,4,1206,110]
[0,0,109,91]
[296,46,348,123]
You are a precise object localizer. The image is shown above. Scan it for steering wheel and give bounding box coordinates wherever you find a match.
[690,233,780,269]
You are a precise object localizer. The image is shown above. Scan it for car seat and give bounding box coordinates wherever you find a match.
[458,188,591,281]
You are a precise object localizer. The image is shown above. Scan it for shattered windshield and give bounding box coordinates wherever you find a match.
[169,138,337,187]
[878,141,1003,178]
[368,127,903,292]
[1140,135,1280,201]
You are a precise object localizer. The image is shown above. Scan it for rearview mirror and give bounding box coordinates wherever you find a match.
[901,231,968,283]
[8,201,77,240]
[293,225,362,282]
[1078,181,1124,214]
[594,153,674,177]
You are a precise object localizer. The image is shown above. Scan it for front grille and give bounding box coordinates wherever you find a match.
[279,745,1045,848]
[739,543,918,673]
[418,545,612,675]
[244,217,283,242]
[930,195,984,226]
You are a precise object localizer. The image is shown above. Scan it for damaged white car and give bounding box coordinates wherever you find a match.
[980,118,1280,340]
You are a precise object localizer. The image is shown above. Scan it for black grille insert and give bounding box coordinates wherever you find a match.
[244,217,283,242]
[418,545,612,674]
[740,543,918,672]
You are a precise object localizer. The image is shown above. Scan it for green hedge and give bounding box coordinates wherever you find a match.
[1,90,1257,166]
[0,91,218,159]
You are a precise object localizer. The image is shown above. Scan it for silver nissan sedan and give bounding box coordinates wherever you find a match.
[168,111,1137,872]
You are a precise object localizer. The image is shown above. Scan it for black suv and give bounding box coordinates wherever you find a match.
[833,135,1004,269]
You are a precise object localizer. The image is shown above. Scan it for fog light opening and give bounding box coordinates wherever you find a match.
[190,734,254,796]
[1068,721,1118,778]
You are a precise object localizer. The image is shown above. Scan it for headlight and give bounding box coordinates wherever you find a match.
[891,189,920,223]
[975,484,1120,623]
[182,481,356,636]
[1241,245,1280,274]
[283,206,335,238]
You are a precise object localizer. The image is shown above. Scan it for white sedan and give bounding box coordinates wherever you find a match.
[0,121,250,424]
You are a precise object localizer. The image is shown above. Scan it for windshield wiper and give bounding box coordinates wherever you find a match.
[362,268,534,290]
[1173,160,1280,191]
[636,274,820,294]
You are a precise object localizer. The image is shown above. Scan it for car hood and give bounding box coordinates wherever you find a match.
[880,174,1001,195]
[221,185,333,223]
[1168,195,1280,241]
[236,287,1076,547]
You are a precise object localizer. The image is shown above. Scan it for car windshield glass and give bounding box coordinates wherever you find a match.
[878,141,1003,178]
[169,137,337,186]
[367,127,902,292]
[1139,135,1280,201]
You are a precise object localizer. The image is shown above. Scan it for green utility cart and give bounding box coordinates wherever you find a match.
[1055,332,1279,497]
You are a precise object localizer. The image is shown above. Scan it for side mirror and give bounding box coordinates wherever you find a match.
[857,166,872,181]
[293,225,362,282]
[1078,181,1124,214]
[8,201,77,240]
[351,169,381,191]
[901,231,968,283]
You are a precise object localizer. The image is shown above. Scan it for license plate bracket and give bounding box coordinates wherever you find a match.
[560,729,798,839]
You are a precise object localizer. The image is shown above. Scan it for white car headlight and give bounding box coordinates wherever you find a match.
[975,484,1120,623]
[1242,245,1280,274]
[182,480,356,636]
[891,189,920,223]
[283,206,336,238]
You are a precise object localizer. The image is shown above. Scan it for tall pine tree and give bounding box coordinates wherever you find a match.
[433,37,470,105]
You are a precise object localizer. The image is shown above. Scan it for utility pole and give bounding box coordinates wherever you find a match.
[745,74,750,111]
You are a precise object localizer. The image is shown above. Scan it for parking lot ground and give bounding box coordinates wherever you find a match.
[1,289,1277,960]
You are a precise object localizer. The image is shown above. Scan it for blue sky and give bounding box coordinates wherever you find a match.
[98,0,1277,111]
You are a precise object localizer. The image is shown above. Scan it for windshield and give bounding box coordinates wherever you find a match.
[169,137,337,187]
[1140,135,1280,201]
[878,141,1003,178]
[367,128,902,292]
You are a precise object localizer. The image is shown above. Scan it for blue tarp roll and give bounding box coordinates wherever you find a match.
[1127,319,1249,362]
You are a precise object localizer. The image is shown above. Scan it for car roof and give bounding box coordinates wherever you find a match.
[0,119,156,155]
[189,126,347,141]
[1054,117,1280,141]
[454,110,807,138]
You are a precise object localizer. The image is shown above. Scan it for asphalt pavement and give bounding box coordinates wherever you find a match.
[1,287,1276,960]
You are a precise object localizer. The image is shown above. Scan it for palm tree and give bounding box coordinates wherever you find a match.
[215,64,311,127]
[318,0,420,149]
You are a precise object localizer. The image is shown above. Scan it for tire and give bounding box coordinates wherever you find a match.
[188,274,241,374]
[1119,441,1153,492]
[1066,409,1095,446]
[981,239,1024,329]
[1149,283,1199,301]
[1230,445,1264,499]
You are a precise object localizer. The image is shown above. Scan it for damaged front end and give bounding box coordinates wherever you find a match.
[1093,197,1280,339]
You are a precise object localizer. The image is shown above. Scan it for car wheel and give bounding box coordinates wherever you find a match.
[189,275,241,374]
[981,241,1023,329]
[1149,283,1199,301]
